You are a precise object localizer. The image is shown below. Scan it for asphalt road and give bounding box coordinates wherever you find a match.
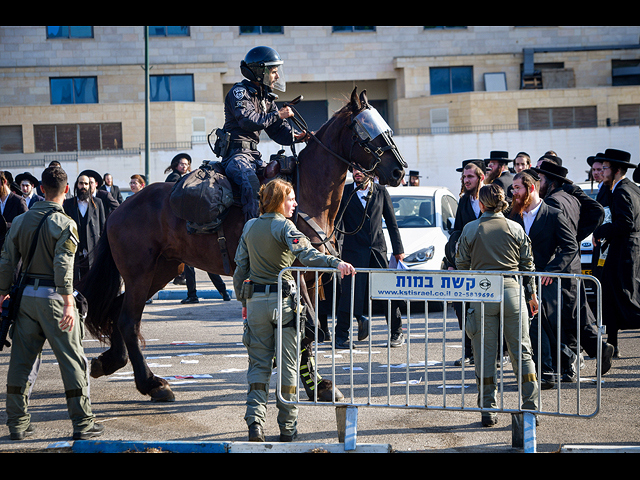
[0,272,639,453]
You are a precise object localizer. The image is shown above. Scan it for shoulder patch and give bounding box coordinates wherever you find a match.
[233,86,246,100]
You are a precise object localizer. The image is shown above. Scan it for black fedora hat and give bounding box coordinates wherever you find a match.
[599,148,636,169]
[587,152,605,167]
[484,150,511,164]
[407,170,421,177]
[456,159,486,173]
[15,171,39,187]
[79,169,104,187]
[533,160,573,184]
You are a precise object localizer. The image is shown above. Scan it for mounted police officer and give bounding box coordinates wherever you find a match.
[221,46,305,221]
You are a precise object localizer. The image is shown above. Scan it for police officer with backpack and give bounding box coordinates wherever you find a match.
[219,46,306,221]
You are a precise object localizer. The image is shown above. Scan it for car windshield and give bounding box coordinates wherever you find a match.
[384,195,435,228]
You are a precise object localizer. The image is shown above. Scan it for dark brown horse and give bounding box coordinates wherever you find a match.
[78,87,406,401]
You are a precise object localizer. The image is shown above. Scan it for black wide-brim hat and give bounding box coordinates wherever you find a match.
[533,160,573,184]
[79,169,104,187]
[456,159,486,173]
[587,152,605,167]
[599,148,636,169]
[407,170,421,177]
[484,150,511,164]
[15,171,39,187]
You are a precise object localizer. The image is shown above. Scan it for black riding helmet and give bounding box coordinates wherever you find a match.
[240,46,286,92]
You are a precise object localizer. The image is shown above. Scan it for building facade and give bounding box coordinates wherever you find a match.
[1,26,640,191]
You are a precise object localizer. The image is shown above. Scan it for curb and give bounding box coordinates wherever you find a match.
[71,440,392,453]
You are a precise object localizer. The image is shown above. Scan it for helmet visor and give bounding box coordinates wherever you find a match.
[263,62,286,92]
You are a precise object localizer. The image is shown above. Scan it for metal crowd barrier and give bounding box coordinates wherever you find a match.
[275,267,605,453]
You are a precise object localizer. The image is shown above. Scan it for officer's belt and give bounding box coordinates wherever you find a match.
[253,284,278,293]
[232,139,258,150]
[25,277,56,287]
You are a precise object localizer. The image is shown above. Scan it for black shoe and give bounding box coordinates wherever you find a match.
[601,343,615,375]
[222,292,231,301]
[173,277,187,286]
[335,338,350,350]
[357,316,369,341]
[561,364,577,383]
[73,423,104,440]
[181,296,199,304]
[455,356,474,366]
[248,422,265,442]
[389,332,405,348]
[279,431,298,442]
[481,413,498,427]
[10,424,35,441]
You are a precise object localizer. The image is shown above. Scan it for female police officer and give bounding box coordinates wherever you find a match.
[456,184,540,427]
[233,178,355,442]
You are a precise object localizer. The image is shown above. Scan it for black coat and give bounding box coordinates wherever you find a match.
[63,196,105,280]
[336,182,403,317]
[594,177,640,332]
[25,193,45,209]
[99,183,124,204]
[445,192,480,267]
[337,182,403,268]
[0,192,28,251]
[95,189,119,217]
[493,170,513,200]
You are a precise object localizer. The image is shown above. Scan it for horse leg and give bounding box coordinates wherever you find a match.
[118,257,182,402]
[90,294,129,378]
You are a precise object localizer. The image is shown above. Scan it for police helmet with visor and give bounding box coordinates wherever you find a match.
[240,46,286,92]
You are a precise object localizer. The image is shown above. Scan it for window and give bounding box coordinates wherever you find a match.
[0,126,23,154]
[332,26,376,32]
[239,26,283,35]
[50,77,98,105]
[441,195,458,231]
[518,106,597,130]
[430,66,473,95]
[46,26,93,39]
[612,59,640,86]
[149,26,190,36]
[150,75,194,102]
[34,123,123,153]
[619,104,640,126]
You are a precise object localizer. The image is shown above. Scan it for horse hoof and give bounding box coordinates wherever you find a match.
[149,380,176,402]
[89,358,105,379]
[316,379,344,402]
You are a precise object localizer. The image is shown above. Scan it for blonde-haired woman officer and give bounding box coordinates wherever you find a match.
[233,178,355,442]
[456,184,539,427]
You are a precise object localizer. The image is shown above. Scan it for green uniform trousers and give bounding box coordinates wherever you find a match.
[466,279,539,412]
[6,286,95,434]
[243,291,299,435]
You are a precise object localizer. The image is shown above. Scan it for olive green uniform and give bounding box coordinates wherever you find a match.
[456,211,539,413]
[0,201,95,435]
[233,212,341,436]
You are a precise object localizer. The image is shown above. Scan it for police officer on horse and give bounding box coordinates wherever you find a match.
[220,46,306,221]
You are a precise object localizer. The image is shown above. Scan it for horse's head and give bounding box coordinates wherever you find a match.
[346,88,407,186]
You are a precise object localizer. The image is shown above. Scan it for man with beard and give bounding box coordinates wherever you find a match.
[63,174,106,283]
[445,159,486,366]
[510,170,578,388]
[534,160,613,380]
[593,149,640,358]
[80,169,119,218]
[484,151,513,201]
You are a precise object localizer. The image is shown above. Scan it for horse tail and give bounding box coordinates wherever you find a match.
[76,229,122,343]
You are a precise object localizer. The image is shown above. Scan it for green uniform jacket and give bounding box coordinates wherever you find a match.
[233,212,342,307]
[0,201,78,296]
[455,211,536,294]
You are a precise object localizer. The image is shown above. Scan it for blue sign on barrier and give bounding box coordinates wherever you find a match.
[370,271,503,302]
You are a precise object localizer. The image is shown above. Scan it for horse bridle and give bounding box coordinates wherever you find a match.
[284,97,400,251]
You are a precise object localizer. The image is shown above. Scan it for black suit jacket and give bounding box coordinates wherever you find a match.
[337,182,403,269]
[510,201,577,274]
[445,192,480,267]
[493,170,513,200]
[0,192,28,251]
[63,196,105,260]
[95,189,119,217]
[593,177,640,331]
[25,193,45,209]
[99,183,124,204]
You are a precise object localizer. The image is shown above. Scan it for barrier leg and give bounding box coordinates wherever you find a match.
[336,405,358,451]
[511,412,537,452]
